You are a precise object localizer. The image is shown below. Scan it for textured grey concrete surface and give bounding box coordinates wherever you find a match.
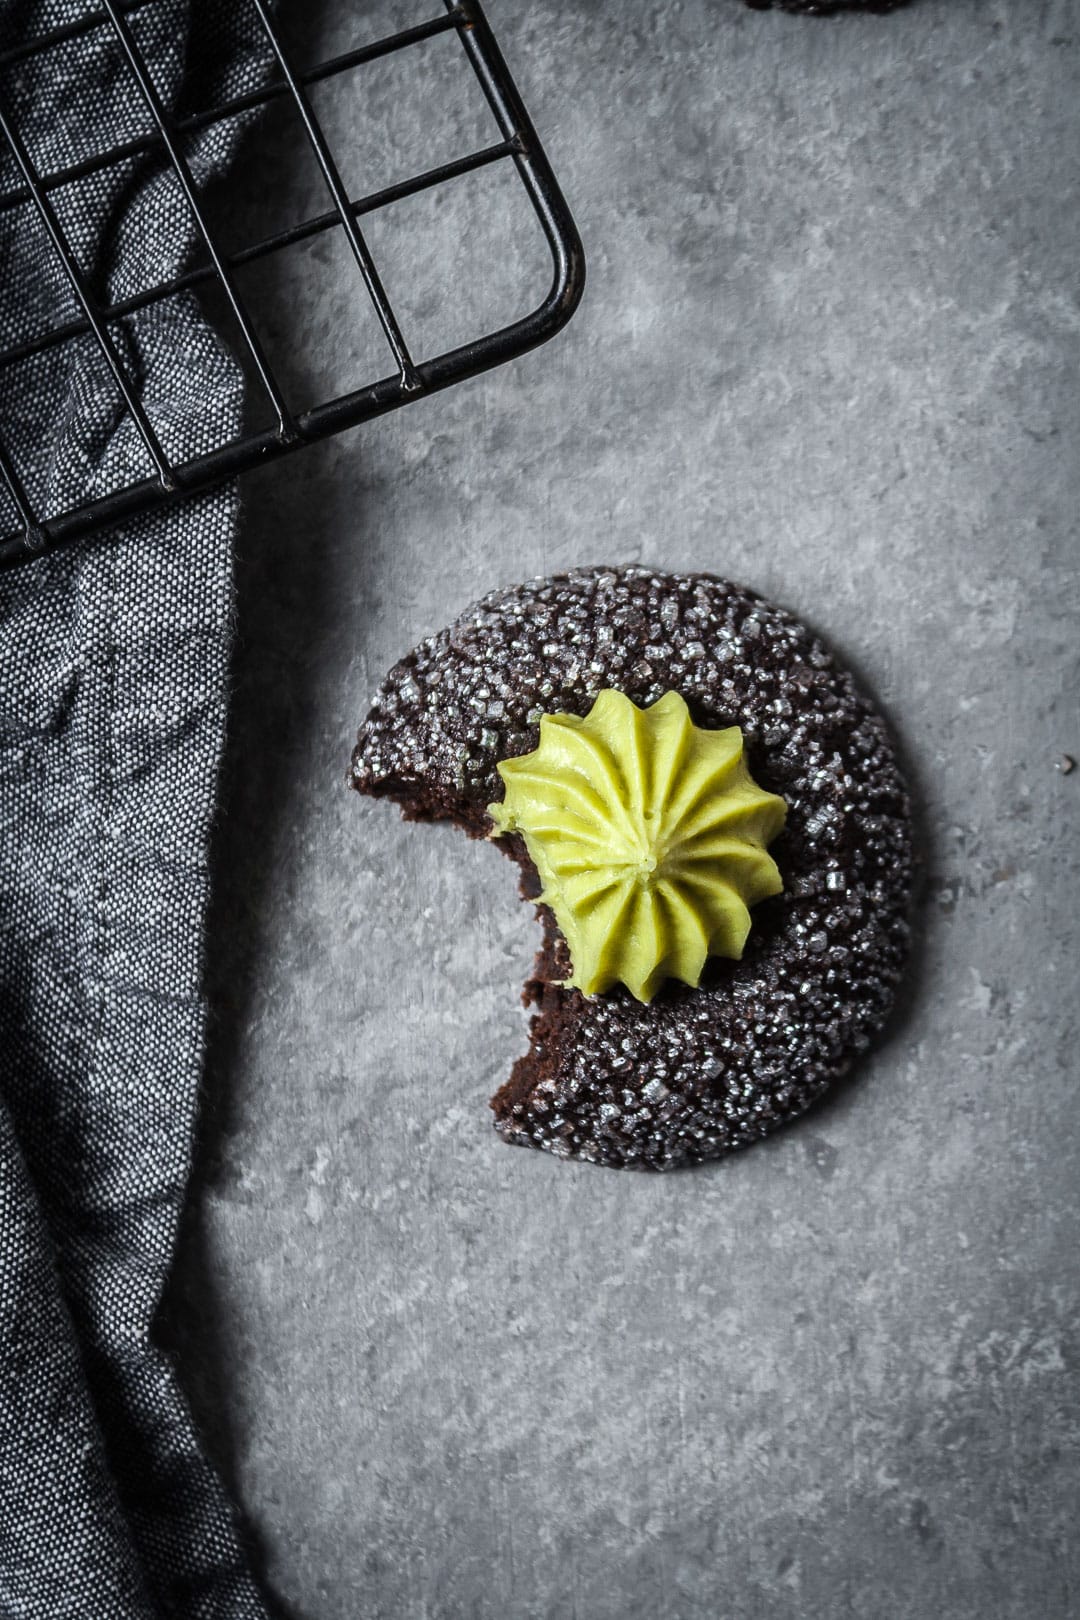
[164,2,1080,1616]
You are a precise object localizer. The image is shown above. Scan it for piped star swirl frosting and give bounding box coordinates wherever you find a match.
[488,689,786,1003]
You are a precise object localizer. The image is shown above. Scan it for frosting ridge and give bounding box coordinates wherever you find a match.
[488,689,786,1002]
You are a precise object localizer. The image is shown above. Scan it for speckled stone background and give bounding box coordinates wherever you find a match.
[164,2,1080,1616]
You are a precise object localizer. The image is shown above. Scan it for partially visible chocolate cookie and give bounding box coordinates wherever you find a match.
[351,567,913,1171]
[745,1,910,12]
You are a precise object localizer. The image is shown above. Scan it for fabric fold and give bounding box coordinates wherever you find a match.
[0,3,275,1614]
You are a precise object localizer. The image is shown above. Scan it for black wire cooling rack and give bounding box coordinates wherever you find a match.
[0,0,585,565]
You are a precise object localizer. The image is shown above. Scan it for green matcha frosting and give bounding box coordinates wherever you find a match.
[487,688,786,1003]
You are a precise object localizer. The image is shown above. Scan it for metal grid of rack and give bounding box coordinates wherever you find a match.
[0,0,585,565]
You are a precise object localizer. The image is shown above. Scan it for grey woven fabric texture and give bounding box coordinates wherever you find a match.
[0,4,271,1615]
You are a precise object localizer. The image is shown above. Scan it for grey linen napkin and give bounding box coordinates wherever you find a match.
[1,3,273,1614]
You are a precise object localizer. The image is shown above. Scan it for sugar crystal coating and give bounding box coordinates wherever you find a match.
[351,566,913,1171]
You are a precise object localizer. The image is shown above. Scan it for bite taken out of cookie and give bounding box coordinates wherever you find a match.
[351,566,913,1171]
